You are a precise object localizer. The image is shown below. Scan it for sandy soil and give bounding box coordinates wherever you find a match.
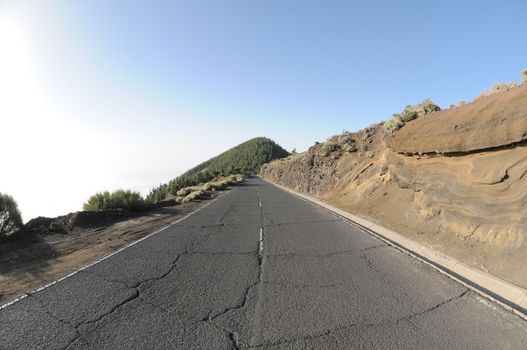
[0,196,218,305]
[387,84,527,153]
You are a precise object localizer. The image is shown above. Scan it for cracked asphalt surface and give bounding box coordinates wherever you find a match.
[1,178,527,349]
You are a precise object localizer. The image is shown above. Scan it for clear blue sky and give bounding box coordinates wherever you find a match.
[1,0,526,219]
[44,0,527,143]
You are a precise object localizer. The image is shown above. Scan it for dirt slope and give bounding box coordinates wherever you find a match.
[261,85,527,288]
[386,84,527,153]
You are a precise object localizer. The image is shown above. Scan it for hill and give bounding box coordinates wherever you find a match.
[261,81,527,289]
[147,137,289,202]
[180,137,289,178]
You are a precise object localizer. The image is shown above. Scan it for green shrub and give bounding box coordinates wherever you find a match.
[176,187,198,197]
[226,174,245,184]
[209,181,228,190]
[83,190,147,212]
[342,143,357,153]
[200,183,213,191]
[398,109,419,123]
[476,90,489,99]
[383,99,440,133]
[0,193,23,237]
[458,100,466,106]
[320,141,339,156]
[476,82,512,100]
[182,190,205,203]
[492,82,508,92]
[383,117,404,133]
[189,190,204,199]
[522,69,527,83]
[337,132,354,145]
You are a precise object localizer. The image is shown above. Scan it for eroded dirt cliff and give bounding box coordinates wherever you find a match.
[386,84,527,153]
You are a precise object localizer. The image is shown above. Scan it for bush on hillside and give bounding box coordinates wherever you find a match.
[171,174,245,204]
[342,143,357,153]
[417,99,441,115]
[0,193,23,238]
[176,187,199,197]
[493,82,508,92]
[383,99,440,133]
[337,132,354,145]
[476,82,514,100]
[318,131,359,158]
[83,190,147,212]
[522,69,527,83]
[320,141,338,156]
[200,182,225,191]
[383,117,405,133]
[181,190,205,203]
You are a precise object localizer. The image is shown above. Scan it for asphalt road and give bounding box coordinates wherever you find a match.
[1,178,526,349]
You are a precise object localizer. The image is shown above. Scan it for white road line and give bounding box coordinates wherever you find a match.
[258,228,264,254]
[257,192,264,254]
[0,194,223,310]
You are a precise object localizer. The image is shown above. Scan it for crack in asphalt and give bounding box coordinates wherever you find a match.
[359,250,414,303]
[398,289,470,324]
[218,198,238,223]
[248,191,268,348]
[59,253,185,349]
[25,293,83,349]
[265,244,386,258]
[26,293,74,328]
[247,289,471,349]
[202,192,267,350]
[79,254,183,290]
[265,219,343,227]
[65,290,141,349]
[206,278,260,323]
[189,251,256,256]
[249,323,357,349]
[260,281,355,289]
[77,270,131,289]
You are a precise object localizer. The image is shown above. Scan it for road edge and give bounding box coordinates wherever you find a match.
[0,192,226,310]
[260,177,527,319]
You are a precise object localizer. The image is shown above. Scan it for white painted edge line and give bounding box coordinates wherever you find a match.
[0,194,224,310]
[260,177,527,320]
[258,228,264,254]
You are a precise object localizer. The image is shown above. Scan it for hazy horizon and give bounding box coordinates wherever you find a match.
[2,0,526,221]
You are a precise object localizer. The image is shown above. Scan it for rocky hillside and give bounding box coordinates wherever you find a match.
[261,83,527,288]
